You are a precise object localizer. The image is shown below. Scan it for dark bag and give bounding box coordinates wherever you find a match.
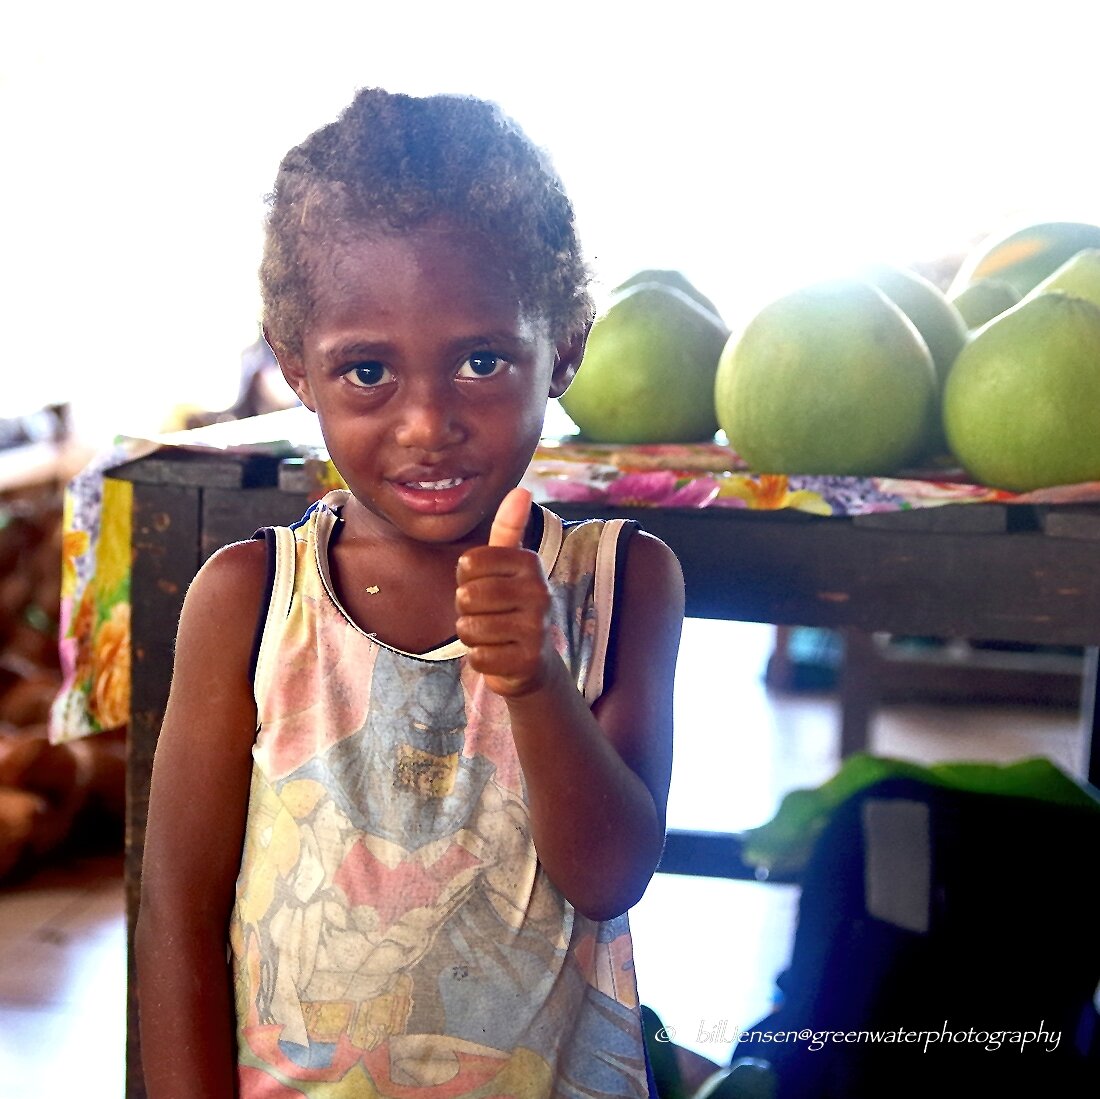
[734,776,1100,1098]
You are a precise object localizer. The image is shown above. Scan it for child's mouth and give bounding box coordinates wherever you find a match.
[391,475,477,515]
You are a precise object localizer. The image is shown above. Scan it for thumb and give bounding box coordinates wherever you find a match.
[488,486,533,548]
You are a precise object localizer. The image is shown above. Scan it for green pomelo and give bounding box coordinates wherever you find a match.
[943,293,1100,491]
[613,268,725,322]
[561,282,728,443]
[949,278,1020,329]
[715,280,938,475]
[860,264,968,386]
[949,221,1100,299]
[1021,247,1100,311]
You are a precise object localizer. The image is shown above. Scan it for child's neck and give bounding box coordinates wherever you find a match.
[325,506,490,655]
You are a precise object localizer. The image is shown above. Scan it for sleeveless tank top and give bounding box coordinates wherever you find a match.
[229,489,652,1097]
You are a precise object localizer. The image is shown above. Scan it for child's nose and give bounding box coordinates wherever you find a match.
[393,380,467,451]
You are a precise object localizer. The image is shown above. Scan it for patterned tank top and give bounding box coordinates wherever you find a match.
[229,489,652,1097]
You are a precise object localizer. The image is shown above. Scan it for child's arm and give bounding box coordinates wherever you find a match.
[456,489,684,921]
[135,540,268,1099]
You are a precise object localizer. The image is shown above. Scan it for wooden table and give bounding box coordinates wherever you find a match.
[112,448,1100,1097]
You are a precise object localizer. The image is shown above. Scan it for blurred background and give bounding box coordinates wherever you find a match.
[4,0,1100,443]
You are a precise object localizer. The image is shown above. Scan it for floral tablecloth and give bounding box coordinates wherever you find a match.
[47,408,1100,742]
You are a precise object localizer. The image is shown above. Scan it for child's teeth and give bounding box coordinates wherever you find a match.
[413,478,462,490]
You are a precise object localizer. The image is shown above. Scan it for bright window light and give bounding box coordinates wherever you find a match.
[4,1,1098,442]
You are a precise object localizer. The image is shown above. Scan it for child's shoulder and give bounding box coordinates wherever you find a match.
[161,537,269,733]
[622,530,684,613]
[193,537,268,594]
[178,538,269,648]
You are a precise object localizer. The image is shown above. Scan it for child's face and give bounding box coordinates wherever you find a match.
[280,223,584,547]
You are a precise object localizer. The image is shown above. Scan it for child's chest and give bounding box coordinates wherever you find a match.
[326,536,462,655]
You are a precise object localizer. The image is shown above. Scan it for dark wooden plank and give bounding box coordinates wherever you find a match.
[122,478,202,1099]
[549,504,1100,647]
[111,448,283,490]
[277,456,334,494]
[200,486,315,562]
[1041,506,1100,541]
[656,829,798,884]
[853,502,1009,533]
[872,641,1083,705]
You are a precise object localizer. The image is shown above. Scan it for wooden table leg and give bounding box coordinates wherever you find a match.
[124,479,202,1099]
[838,627,877,758]
[1081,646,1100,789]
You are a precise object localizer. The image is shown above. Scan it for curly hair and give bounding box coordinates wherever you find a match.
[261,88,594,358]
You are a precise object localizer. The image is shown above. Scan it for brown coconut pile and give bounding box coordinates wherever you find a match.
[0,482,125,881]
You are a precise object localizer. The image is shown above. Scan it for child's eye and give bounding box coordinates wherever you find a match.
[457,351,509,379]
[345,361,392,388]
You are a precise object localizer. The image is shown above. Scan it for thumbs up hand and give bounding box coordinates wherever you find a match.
[488,486,532,549]
[456,487,556,699]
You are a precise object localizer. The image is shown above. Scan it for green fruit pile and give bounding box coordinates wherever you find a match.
[714,264,967,476]
[717,240,1100,488]
[568,224,1100,491]
[560,273,729,444]
[715,279,939,476]
[940,229,1100,491]
[860,264,968,388]
[945,291,1100,492]
[948,221,1100,300]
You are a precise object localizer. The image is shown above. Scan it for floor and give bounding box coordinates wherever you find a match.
[0,850,126,1098]
[0,620,1085,1096]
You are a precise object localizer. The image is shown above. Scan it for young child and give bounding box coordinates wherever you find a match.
[136,87,684,1098]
